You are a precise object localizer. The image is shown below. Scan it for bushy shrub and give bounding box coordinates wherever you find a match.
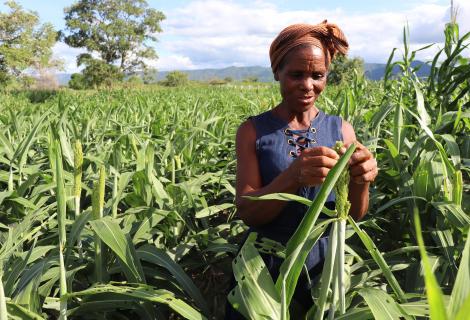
[69,56,124,89]
[161,71,189,87]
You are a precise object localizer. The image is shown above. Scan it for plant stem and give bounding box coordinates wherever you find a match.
[59,243,67,320]
[93,165,106,282]
[315,221,338,319]
[0,270,7,320]
[55,140,68,320]
[112,171,118,218]
[337,219,346,315]
[74,139,83,260]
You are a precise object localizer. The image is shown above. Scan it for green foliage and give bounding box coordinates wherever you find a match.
[328,54,364,85]
[68,73,86,90]
[0,85,266,319]
[62,0,165,74]
[162,71,189,87]
[0,0,59,86]
[208,78,228,85]
[243,76,259,83]
[0,21,469,320]
[127,75,144,85]
[69,55,124,89]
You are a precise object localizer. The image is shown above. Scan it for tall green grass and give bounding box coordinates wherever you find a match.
[0,22,468,319]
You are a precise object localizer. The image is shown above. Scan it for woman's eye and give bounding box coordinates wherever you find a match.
[290,73,302,79]
[313,73,324,79]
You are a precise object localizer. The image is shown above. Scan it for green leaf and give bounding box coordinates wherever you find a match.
[400,300,430,317]
[12,112,49,168]
[66,211,91,263]
[137,244,209,315]
[4,240,36,296]
[195,203,234,219]
[12,261,45,314]
[348,217,407,302]
[89,217,145,283]
[6,301,44,320]
[0,132,13,160]
[6,197,38,210]
[412,202,448,320]
[448,229,470,317]
[148,172,172,207]
[375,196,426,214]
[413,81,431,126]
[455,294,470,320]
[65,295,154,319]
[132,209,169,244]
[432,202,470,228]
[65,284,206,320]
[228,233,281,319]
[358,288,412,320]
[440,134,461,166]
[335,307,373,320]
[245,193,336,216]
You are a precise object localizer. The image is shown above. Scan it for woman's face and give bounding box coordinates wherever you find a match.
[275,45,328,113]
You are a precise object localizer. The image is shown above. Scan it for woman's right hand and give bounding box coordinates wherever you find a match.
[288,146,340,187]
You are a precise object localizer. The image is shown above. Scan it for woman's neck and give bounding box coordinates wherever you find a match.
[272,103,319,130]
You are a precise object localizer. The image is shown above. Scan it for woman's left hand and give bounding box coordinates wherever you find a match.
[340,141,379,184]
[344,142,378,184]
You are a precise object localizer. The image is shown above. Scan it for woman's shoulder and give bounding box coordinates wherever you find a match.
[314,109,343,127]
[248,109,274,123]
[313,109,344,142]
[239,109,283,137]
[316,110,355,143]
[236,115,258,142]
[318,109,342,121]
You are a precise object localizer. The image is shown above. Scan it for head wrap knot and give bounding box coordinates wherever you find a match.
[269,20,349,74]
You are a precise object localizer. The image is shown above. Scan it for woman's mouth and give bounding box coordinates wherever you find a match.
[298,96,314,104]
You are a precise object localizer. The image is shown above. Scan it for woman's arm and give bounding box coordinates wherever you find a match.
[236,119,340,226]
[342,121,378,221]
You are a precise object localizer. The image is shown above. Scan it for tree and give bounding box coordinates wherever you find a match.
[62,0,165,75]
[69,54,123,89]
[327,55,364,85]
[243,76,259,83]
[0,1,59,86]
[68,73,86,90]
[162,71,189,87]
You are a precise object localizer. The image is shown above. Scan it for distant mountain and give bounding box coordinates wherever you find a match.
[55,61,431,85]
[364,60,431,80]
[156,66,275,82]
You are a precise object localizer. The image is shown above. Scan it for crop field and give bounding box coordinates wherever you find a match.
[0,25,469,319]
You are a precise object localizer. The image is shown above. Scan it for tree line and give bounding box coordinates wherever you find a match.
[0,0,363,90]
[0,0,165,89]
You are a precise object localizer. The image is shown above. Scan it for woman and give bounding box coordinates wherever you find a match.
[231,21,378,316]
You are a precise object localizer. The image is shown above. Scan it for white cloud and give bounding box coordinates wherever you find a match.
[52,42,86,73]
[152,54,196,70]
[52,0,470,72]
[157,0,470,70]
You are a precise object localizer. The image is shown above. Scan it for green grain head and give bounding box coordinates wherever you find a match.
[92,165,106,219]
[334,141,351,219]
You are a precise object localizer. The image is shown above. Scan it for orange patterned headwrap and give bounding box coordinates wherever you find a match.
[269,20,349,74]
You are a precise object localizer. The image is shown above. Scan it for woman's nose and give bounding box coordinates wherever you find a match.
[300,77,313,91]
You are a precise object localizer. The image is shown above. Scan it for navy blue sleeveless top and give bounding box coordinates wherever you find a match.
[249,108,343,271]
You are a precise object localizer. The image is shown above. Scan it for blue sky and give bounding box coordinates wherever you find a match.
[1,0,468,72]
